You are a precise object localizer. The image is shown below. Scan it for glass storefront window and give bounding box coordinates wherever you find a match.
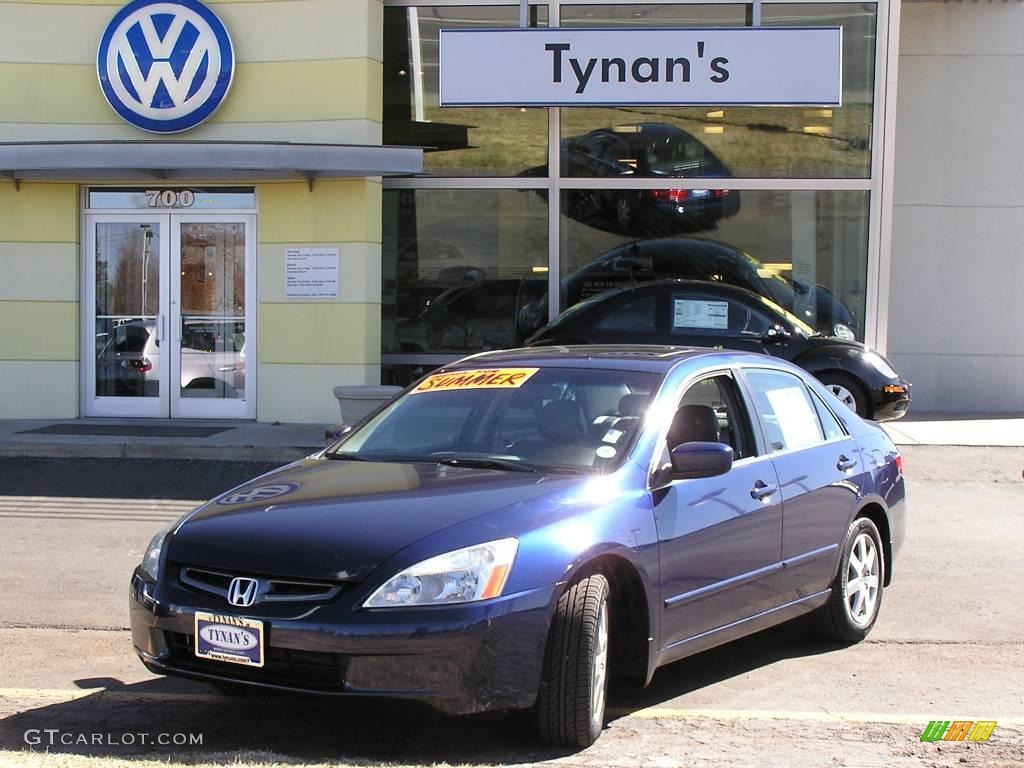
[384,6,549,176]
[382,187,549,363]
[383,1,882,384]
[554,189,869,340]
[560,4,876,178]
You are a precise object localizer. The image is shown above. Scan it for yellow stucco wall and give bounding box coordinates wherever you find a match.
[0,0,383,143]
[0,182,80,417]
[256,180,383,423]
[0,1,386,422]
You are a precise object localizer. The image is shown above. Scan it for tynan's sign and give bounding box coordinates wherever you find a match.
[97,0,235,133]
[440,28,842,107]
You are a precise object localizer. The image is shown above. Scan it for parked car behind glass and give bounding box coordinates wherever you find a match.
[517,238,857,342]
[526,280,910,420]
[96,318,245,398]
[524,123,740,234]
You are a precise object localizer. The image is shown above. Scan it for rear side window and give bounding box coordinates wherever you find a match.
[811,392,847,441]
[743,369,826,453]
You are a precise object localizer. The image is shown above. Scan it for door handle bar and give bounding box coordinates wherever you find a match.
[750,481,777,501]
[837,455,857,471]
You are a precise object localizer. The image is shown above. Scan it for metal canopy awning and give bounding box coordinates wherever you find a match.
[0,141,423,183]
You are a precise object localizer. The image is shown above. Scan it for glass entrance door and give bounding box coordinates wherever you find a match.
[89,216,170,417]
[170,216,255,419]
[85,213,255,419]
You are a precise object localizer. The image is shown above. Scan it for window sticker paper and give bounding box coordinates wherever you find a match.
[673,299,729,330]
[765,386,822,450]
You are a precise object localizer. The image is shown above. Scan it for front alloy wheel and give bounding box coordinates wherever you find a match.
[536,573,611,748]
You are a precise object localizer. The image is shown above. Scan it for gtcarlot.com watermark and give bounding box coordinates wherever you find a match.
[24,729,203,748]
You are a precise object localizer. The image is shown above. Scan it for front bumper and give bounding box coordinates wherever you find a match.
[130,569,555,715]
[872,381,912,422]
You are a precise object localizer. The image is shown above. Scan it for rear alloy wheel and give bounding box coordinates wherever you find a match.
[813,517,885,644]
[536,573,610,748]
[817,372,869,418]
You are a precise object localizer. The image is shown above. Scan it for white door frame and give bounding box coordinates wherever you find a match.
[83,211,257,419]
[170,213,257,420]
[84,213,172,418]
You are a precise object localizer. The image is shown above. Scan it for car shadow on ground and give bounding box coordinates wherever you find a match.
[0,619,843,764]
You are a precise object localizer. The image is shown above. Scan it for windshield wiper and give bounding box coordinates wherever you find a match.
[434,456,539,473]
[324,451,372,461]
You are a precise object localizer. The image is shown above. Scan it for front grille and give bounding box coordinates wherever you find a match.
[178,565,342,605]
[165,631,346,690]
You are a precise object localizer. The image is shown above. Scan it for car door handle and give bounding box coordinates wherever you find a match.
[750,480,777,501]
[837,455,858,471]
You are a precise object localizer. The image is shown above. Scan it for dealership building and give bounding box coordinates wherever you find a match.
[0,0,1019,423]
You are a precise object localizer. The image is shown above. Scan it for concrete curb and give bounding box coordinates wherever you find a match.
[0,443,319,462]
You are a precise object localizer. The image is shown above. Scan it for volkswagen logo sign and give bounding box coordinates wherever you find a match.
[217,482,299,505]
[97,0,235,134]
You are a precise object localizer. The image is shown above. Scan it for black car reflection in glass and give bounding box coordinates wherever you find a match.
[396,278,547,353]
[516,238,857,343]
[571,238,856,339]
[525,123,740,234]
[526,279,910,421]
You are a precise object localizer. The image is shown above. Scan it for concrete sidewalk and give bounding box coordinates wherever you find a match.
[0,411,1019,463]
[0,419,325,462]
[881,412,1024,447]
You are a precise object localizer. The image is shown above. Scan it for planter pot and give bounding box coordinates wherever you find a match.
[332,385,403,426]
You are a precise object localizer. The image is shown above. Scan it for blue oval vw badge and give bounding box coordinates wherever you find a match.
[97,0,235,133]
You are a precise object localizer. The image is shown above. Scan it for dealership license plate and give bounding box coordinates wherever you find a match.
[194,612,264,667]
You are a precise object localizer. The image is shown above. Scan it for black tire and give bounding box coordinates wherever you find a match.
[817,371,870,418]
[813,517,885,644]
[536,573,611,748]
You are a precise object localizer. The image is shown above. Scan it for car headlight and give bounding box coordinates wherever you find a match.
[363,538,518,608]
[832,323,856,341]
[863,351,899,379]
[141,525,171,581]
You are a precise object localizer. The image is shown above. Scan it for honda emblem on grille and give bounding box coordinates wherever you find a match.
[227,577,259,607]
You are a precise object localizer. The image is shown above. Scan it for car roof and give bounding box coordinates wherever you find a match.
[573,279,777,308]
[446,345,731,374]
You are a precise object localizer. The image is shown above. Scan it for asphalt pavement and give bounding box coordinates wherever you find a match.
[0,447,1022,767]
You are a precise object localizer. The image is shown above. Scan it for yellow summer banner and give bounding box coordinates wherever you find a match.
[413,368,540,393]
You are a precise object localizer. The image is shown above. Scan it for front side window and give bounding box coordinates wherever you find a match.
[742,369,826,453]
[669,374,754,460]
[335,367,661,472]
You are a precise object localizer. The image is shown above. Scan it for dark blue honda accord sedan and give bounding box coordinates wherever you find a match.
[130,346,906,747]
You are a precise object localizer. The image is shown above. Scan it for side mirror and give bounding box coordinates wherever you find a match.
[324,423,352,446]
[762,325,791,344]
[669,441,734,480]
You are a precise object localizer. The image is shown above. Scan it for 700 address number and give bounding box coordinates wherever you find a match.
[145,189,195,208]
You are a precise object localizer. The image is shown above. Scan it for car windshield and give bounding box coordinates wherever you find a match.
[329,366,661,473]
[750,292,816,337]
